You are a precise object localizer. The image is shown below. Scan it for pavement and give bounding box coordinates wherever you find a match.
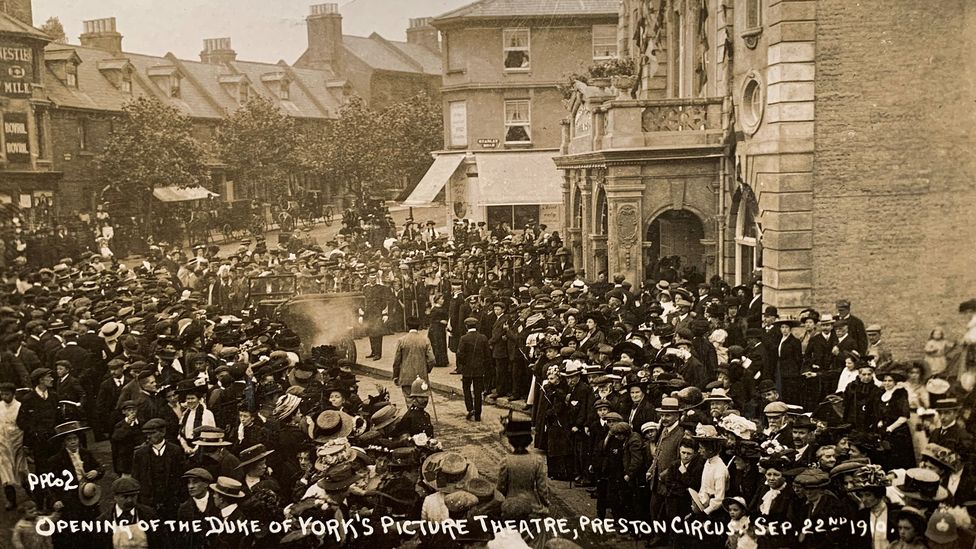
[351,332,531,413]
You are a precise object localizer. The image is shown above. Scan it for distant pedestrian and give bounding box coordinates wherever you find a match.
[456,317,490,421]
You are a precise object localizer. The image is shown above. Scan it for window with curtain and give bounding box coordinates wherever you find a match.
[503,28,530,70]
[504,99,531,143]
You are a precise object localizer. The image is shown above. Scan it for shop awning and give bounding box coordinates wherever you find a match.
[401,154,464,206]
[152,185,218,202]
[475,151,563,205]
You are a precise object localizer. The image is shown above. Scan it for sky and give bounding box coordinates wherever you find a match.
[33,0,472,63]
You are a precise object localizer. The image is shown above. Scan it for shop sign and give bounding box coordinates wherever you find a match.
[0,44,34,98]
[3,112,30,163]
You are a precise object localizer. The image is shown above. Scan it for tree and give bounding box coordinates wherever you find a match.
[40,17,66,44]
[217,95,297,201]
[95,96,209,233]
[380,92,444,192]
[296,93,443,199]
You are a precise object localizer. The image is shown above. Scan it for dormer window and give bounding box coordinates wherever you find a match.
[219,73,252,105]
[239,82,250,103]
[261,71,290,101]
[45,49,83,89]
[97,59,135,93]
[148,65,182,98]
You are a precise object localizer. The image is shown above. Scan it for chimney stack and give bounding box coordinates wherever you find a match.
[200,37,237,64]
[80,18,123,54]
[0,0,32,26]
[306,3,342,69]
[406,17,440,53]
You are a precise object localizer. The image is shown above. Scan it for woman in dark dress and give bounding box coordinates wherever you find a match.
[427,294,449,369]
[542,370,573,481]
[876,364,916,470]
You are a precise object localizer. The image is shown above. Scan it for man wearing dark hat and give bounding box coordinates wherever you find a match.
[835,299,868,355]
[110,400,145,476]
[794,468,849,547]
[177,467,218,547]
[457,316,490,421]
[95,358,128,440]
[928,397,974,455]
[770,317,803,405]
[363,271,395,360]
[131,417,185,519]
[17,368,61,485]
[96,477,159,546]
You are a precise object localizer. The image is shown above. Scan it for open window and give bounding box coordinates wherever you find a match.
[503,28,530,70]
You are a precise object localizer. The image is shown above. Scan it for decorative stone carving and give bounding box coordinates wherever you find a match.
[616,204,640,247]
[642,103,708,132]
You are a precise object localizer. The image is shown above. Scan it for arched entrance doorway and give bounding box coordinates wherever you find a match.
[644,209,705,281]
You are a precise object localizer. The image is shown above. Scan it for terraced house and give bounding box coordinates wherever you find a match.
[0,0,440,223]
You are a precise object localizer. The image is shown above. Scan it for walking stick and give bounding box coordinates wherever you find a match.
[424,369,439,423]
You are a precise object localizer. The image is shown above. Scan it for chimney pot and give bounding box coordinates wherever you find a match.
[201,37,236,64]
[310,3,339,16]
[305,3,343,69]
[80,17,123,54]
[406,16,440,53]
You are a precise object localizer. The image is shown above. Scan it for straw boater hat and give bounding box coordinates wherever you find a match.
[311,410,355,443]
[98,321,125,341]
[193,426,232,447]
[79,481,101,507]
[370,404,400,431]
[210,477,246,499]
[51,421,91,440]
[655,397,681,414]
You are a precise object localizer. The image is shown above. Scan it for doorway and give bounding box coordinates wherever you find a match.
[644,209,705,281]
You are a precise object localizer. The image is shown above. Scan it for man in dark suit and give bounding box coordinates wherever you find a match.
[363,272,395,360]
[564,362,595,484]
[111,400,145,475]
[795,469,851,548]
[446,279,469,355]
[488,302,510,398]
[457,316,491,421]
[53,330,94,384]
[131,418,186,519]
[53,360,86,420]
[772,319,804,406]
[835,299,868,355]
[929,397,974,455]
[17,368,61,486]
[177,468,219,548]
[96,359,128,440]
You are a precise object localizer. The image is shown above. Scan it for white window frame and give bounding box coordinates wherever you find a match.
[504,99,531,144]
[448,100,467,147]
[66,65,78,88]
[502,28,530,71]
[121,76,132,93]
[592,25,618,61]
[734,200,760,285]
[279,80,290,100]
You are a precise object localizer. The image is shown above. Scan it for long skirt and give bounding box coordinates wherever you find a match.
[0,408,28,486]
[428,325,449,368]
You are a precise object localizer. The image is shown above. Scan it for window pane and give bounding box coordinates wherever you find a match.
[505,100,529,123]
[503,29,529,69]
[513,205,540,229]
[487,205,513,229]
[746,0,761,28]
[505,125,530,143]
[592,25,617,59]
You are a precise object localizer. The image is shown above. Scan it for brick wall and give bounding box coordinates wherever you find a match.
[49,111,116,213]
[812,0,976,355]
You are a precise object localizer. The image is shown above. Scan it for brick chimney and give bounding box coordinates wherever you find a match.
[0,0,32,26]
[306,3,342,69]
[80,18,123,54]
[406,17,440,53]
[200,37,237,64]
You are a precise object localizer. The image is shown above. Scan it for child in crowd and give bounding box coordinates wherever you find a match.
[723,496,757,549]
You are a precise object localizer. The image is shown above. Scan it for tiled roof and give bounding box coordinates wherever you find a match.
[387,41,442,76]
[41,43,341,120]
[0,11,51,41]
[435,0,619,22]
[341,34,424,74]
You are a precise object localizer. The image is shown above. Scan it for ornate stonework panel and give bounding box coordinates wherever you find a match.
[616,203,640,246]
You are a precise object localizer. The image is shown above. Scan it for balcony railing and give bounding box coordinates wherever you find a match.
[567,96,725,155]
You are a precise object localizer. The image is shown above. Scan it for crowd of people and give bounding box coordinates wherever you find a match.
[0,203,974,549]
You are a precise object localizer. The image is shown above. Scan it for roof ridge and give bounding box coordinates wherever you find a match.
[366,32,424,72]
[165,52,228,116]
[275,60,334,118]
[433,0,490,21]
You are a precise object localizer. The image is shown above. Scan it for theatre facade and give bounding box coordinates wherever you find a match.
[556,0,976,353]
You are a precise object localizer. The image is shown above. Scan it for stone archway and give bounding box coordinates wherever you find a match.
[644,209,706,281]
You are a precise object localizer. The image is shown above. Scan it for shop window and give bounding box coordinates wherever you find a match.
[503,28,530,70]
[487,205,540,231]
[592,25,618,60]
[504,99,531,144]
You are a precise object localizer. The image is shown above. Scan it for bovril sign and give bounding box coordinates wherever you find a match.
[0,44,34,98]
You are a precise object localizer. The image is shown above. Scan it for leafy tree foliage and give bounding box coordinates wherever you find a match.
[40,17,66,43]
[95,97,209,228]
[217,96,298,200]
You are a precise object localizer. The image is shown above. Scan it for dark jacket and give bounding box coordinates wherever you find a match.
[110,418,146,475]
[489,315,509,359]
[46,446,105,519]
[131,441,187,514]
[457,329,491,377]
[775,334,804,378]
[623,397,657,433]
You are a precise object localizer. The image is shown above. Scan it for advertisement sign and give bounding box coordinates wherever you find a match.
[3,112,30,164]
[0,44,34,97]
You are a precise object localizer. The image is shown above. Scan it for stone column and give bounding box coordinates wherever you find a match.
[561,172,572,249]
[579,169,594,278]
[605,165,644,285]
